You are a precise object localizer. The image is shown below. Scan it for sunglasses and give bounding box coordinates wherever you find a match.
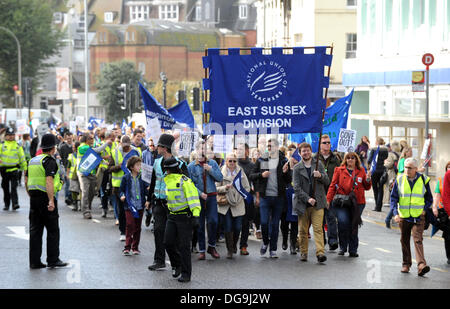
[405,166,416,169]
[228,160,237,163]
[322,141,331,145]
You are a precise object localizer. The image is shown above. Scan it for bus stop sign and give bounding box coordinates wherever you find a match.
[422,53,434,70]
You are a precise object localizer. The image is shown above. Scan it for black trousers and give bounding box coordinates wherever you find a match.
[240,200,255,249]
[153,199,169,264]
[29,194,60,266]
[371,171,385,211]
[100,170,110,210]
[444,230,450,260]
[1,170,19,208]
[280,212,298,247]
[113,188,126,235]
[164,214,193,278]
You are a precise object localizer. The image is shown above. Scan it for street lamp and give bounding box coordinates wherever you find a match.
[0,27,22,110]
[160,71,168,108]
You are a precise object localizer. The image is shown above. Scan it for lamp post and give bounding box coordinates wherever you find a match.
[84,0,89,128]
[0,27,22,110]
[160,71,168,108]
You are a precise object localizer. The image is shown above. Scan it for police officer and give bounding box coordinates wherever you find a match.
[0,127,27,210]
[162,157,201,282]
[147,133,189,271]
[26,133,67,269]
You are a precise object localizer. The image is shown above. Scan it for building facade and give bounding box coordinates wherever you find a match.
[343,0,450,176]
[255,0,357,100]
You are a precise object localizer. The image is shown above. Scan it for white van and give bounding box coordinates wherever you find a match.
[1,108,61,127]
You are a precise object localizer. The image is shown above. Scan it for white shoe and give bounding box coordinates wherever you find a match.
[120,235,126,241]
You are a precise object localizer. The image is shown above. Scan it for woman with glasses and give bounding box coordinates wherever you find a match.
[216,154,250,259]
[326,152,372,257]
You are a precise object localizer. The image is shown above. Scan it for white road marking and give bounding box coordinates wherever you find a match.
[375,247,392,253]
[5,226,29,240]
[92,219,101,223]
[359,241,368,246]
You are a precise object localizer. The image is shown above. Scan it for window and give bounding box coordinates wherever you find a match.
[361,0,368,34]
[138,62,146,75]
[130,5,149,22]
[205,2,211,20]
[160,4,178,20]
[413,0,425,28]
[347,0,357,7]
[385,0,393,31]
[402,0,410,30]
[441,100,449,118]
[429,0,437,26]
[346,33,357,58]
[53,12,63,24]
[104,12,114,23]
[239,5,248,19]
[195,5,201,21]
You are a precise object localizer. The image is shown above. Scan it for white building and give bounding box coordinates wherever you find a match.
[343,0,450,176]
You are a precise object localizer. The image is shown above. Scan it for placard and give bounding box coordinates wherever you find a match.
[146,117,161,145]
[337,128,357,153]
[141,163,153,184]
[178,131,199,158]
[78,148,102,176]
[213,135,233,154]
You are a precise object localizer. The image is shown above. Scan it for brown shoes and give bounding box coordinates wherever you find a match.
[401,265,410,273]
[418,264,430,277]
[207,246,220,259]
[198,253,206,260]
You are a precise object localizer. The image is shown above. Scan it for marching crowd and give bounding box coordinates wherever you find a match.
[0,123,449,283]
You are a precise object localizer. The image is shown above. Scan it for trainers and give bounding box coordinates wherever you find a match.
[317,255,327,263]
[240,247,249,256]
[270,251,278,259]
[349,252,359,258]
[260,244,268,256]
[178,276,191,283]
[131,250,140,255]
[329,243,338,251]
[123,249,131,256]
[115,220,119,225]
[255,230,262,239]
[338,250,345,256]
[119,235,126,241]
[12,205,20,210]
[172,266,182,278]
[300,253,308,262]
[148,263,166,271]
[385,219,391,229]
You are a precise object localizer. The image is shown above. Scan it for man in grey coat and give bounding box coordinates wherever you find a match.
[293,142,329,263]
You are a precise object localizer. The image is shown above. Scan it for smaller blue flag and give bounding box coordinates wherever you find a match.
[121,149,140,174]
[78,148,102,176]
[232,170,253,204]
[370,146,380,174]
[292,148,301,162]
[168,100,197,129]
[121,119,127,134]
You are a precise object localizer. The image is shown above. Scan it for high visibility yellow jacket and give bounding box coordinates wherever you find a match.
[27,154,62,193]
[111,146,142,188]
[397,173,430,218]
[0,140,27,172]
[164,173,201,216]
[67,153,77,179]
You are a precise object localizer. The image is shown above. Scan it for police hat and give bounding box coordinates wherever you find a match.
[163,157,179,169]
[40,133,57,149]
[157,133,175,149]
[5,127,15,135]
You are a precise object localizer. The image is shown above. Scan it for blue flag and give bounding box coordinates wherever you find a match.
[121,149,140,174]
[121,119,127,134]
[289,89,354,152]
[232,170,253,204]
[370,146,380,174]
[88,116,104,130]
[203,47,332,135]
[139,82,176,130]
[168,100,197,129]
[292,148,301,162]
[78,148,102,176]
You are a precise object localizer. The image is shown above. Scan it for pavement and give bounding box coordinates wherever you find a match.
[1,185,449,289]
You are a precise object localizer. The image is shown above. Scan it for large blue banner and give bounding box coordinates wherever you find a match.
[203,47,332,134]
[78,148,102,176]
[139,82,176,130]
[289,89,354,152]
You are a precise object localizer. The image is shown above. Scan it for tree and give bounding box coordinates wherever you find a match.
[96,61,143,123]
[0,0,64,107]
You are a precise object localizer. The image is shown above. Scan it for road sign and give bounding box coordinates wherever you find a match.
[422,53,434,69]
[412,71,425,92]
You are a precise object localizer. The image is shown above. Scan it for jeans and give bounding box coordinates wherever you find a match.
[259,196,283,251]
[222,209,243,235]
[64,175,71,200]
[325,207,338,246]
[240,200,255,249]
[111,194,119,220]
[335,204,365,254]
[385,208,394,223]
[198,196,218,252]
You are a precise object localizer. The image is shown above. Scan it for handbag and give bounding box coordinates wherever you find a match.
[332,173,357,208]
[217,192,229,206]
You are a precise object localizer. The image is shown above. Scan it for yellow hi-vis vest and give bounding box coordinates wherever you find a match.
[111,146,142,187]
[27,154,62,193]
[164,173,201,216]
[68,153,77,179]
[99,142,113,169]
[0,140,27,172]
[397,173,430,218]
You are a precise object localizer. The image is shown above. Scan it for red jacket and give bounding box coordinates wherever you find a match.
[443,170,450,216]
[327,166,372,205]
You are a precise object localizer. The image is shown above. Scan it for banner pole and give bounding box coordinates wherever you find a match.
[313,44,334,198]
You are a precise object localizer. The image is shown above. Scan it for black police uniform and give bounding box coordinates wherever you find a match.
[28,138,66,269]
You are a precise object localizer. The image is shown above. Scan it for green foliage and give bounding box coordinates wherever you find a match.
[0,0,65,107]
[96,61,143,123]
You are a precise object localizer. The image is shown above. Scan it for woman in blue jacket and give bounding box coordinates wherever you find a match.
[119,156,149,256]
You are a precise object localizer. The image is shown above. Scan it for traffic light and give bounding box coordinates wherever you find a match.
[192,87,200,111]
[117,83,127,110]
[177,90,186,103]
[23,77,33,108]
